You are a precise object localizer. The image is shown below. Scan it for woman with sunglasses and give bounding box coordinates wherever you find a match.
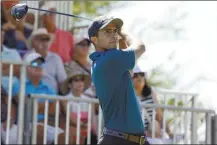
[60,67,97,145]
[132,66,173,139]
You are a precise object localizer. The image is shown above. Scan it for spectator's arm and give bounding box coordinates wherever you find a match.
[38,87,57,115]
[16,30,28,50]
[152,91,163,122]
[16,40,27,50]
[2,63,21,77]
[91,104,98,134]
[152,91,173,137]
[38,102,46,114]
[55,56,67,86]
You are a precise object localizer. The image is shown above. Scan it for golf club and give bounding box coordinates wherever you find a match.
[11,3,93,21]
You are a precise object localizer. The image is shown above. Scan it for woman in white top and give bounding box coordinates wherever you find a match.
[60,69,97,144]
[132,65,173,139]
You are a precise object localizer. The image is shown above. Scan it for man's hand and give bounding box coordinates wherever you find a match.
[118,29,145,60]
[118,29,132,49]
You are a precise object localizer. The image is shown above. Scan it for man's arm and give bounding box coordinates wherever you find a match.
[118,30,146,60]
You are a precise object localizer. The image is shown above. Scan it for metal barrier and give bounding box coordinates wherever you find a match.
[1,59,217,144]
[1,60,29,144]
[21,94,215,144]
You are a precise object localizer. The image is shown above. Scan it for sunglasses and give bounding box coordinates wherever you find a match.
[31,61,44,68]
[35,37,50,42]
[77,43,90,47]
[70,76,85,82]
[133,72,145,78]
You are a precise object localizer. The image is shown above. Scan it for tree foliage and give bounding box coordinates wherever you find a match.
[73,1,113,16]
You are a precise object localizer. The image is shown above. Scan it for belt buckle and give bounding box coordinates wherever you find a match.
[139,136,146,145]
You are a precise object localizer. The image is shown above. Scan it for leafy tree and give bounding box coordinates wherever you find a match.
[71,0,115,27]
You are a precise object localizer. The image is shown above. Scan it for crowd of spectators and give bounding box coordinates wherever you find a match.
[1,1,173,144]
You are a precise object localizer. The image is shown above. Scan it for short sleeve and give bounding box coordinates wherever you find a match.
[12,80,20,97]
[104,49,135,74]
[46,85,57,103]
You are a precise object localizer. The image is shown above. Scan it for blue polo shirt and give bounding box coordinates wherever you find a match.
[12,78,56,121]
[89,48,144,134]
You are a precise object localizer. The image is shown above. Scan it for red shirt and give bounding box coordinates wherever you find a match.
[49,28,74,63]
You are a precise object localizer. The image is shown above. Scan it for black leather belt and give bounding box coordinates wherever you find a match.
[103,128,146,145]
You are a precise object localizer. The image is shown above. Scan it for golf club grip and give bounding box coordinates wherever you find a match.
[28,7,93,21]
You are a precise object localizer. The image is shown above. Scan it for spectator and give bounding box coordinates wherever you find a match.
[2,0,30,51]
[1,27,21,97]
[60,68,97,145]
[12,52,65,144]
[132,65,173,138]
[60,37,98,144]
[26,28,67,93]
[39,1,74,63]
[63,36,95,98]
[23,10,35,39]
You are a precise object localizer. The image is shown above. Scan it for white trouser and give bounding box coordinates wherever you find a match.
[1,123,64,144]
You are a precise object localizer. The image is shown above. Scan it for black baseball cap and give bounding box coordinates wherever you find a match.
[88,16,123,39]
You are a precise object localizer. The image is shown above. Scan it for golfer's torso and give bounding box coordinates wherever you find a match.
[92,63,144,134]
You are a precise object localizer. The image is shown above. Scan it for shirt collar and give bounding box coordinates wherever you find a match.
[89,48,117,61]
[26,77,44,88]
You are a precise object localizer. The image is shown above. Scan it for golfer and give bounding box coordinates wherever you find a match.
[88,16,150,145]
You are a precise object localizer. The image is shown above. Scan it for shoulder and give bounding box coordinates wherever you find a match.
[40,81,56,94]
[57,28,73,37]
[105,48,134,59]
[65,60,80,72]
[48,52,62,60]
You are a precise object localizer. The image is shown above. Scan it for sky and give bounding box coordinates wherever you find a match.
[108,1,217,111]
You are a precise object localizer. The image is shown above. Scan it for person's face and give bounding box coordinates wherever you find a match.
[75,40,90,58]
[68,75,85,94]
[132,72,146,90]
[25,13,35,26]
[42,9,56,27]
[94,23,119,50]
[27,59,44,79]
[32,35,50,55]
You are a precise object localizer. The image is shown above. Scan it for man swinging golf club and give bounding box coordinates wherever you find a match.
[88,16,150,145]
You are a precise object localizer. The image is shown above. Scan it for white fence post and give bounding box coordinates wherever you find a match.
[17,64,27,144]
[191,95,198,144]
[211,115,217,144]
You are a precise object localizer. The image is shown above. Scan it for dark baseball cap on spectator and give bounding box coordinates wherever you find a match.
[88,16,123,39]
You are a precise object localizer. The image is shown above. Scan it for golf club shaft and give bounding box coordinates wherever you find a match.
[28,7,93,21]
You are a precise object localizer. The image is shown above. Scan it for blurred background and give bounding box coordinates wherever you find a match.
[1,0,217,144]
[34,0,217,114]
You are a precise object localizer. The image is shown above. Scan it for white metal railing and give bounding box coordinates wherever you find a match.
[1,60,217,144]
[1,60,29,144]
[25,94,215,144]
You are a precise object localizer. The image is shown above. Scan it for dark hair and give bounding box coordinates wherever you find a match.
[142,78,152,97]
